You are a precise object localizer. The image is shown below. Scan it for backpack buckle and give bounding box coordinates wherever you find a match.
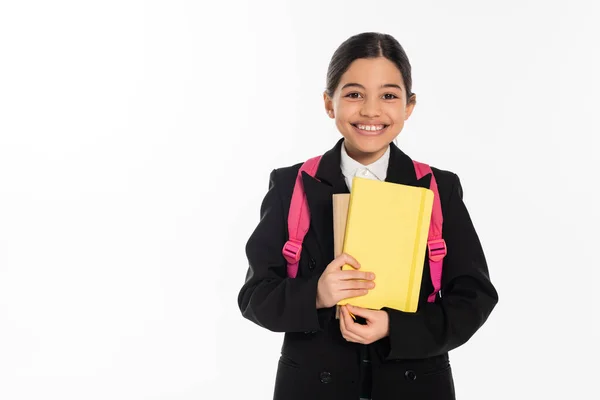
[282,239,302,264]
[428,239,447,262]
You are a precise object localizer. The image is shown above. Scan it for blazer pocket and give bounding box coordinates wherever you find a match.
[279,354,301,369]
[415,364,456,400]
[421,362,451,377]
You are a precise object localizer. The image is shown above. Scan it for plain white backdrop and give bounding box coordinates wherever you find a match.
[0,0,598,399]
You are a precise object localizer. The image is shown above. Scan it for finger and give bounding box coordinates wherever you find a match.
[328,253,361,271]
[336,289,369,303]
[341,325,363,343]
[342,307,369,340]
[339,280,375,291]
[342,306,372,336]
[346,304,378,321]
[345,320,370,338]
[337,270,376,281]
[342,305,358,326]
[340,306,364,343]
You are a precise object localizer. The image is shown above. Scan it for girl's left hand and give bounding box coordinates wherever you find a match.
[339,304,389,345]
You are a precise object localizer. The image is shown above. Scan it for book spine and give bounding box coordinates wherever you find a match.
[405,189,428,311]
[341,180,356,255]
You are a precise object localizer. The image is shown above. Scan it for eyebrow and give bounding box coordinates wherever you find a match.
[341,83,403,91]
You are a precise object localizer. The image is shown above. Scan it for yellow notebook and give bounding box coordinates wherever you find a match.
[337,177,434,313]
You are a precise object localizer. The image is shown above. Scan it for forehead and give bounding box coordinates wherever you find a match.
[338,57,404,89]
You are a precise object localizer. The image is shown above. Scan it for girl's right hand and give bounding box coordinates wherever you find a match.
[316,253,375,309]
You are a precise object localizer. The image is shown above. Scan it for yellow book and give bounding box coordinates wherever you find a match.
[337,177,434,313]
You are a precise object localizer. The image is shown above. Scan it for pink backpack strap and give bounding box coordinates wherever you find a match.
[282,156,323,278]
[413,161,447,302]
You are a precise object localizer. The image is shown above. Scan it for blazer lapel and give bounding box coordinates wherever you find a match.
[386,142,432,189]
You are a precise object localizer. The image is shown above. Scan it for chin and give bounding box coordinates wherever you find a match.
[344,134,393,155]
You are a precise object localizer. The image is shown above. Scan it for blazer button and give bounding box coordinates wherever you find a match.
[319,371,332,384]
[309,258,316,271]
[405,370,417,381]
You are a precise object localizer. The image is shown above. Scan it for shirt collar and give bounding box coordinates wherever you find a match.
[340,140,390,181]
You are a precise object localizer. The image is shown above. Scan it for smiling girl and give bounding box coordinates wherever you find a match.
[238,32,498,400]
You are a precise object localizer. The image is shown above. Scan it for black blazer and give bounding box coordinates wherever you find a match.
[238,138,498,400]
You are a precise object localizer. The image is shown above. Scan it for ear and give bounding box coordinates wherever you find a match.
[404,93,417,120]
[323,91,335,118]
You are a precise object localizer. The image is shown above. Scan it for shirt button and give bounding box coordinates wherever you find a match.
[362,169,369,176]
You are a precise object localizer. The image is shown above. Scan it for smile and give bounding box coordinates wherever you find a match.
[352,123,389,136]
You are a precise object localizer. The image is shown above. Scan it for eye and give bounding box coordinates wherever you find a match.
[345,92,362,99]
[383,93,399,100]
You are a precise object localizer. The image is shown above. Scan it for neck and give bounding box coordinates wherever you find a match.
[343,142,389,165]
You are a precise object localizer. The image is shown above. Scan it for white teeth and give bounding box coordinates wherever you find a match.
[357,124,385,131]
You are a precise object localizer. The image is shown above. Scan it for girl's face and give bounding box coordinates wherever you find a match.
[324,57,416,165]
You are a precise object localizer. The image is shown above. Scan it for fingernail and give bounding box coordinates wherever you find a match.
[369,273,375,279]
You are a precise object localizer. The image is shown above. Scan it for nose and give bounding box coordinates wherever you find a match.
[360,97,381,118]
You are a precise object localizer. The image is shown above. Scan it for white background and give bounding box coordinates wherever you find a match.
[0,0,598,399]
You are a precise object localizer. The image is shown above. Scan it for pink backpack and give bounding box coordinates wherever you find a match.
[281,155,447,303]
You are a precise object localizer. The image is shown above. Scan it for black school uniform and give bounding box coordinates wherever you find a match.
[238,138,499,400]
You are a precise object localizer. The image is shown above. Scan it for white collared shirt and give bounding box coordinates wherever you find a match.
[340,141,390,191]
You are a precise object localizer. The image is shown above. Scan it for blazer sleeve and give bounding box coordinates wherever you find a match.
[381,173,499,360]
[237,169,324,333]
